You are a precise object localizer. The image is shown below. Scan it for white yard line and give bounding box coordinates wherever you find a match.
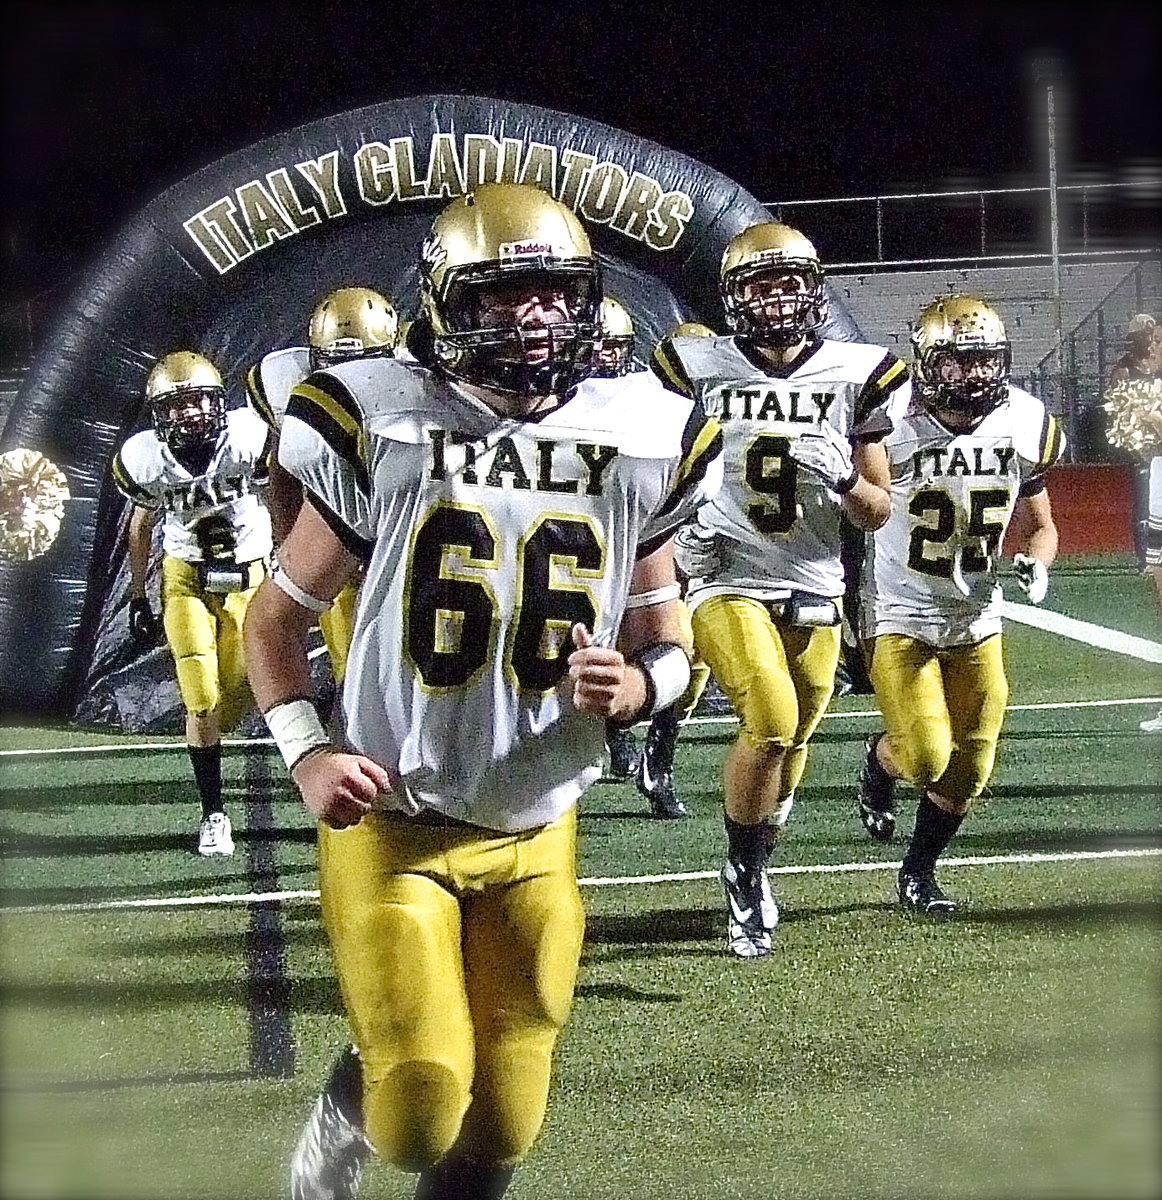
[1001,600,1162,663]
[3,847,1158,916]
[3,694,1161,756]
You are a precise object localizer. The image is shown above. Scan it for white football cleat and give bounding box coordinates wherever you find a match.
[291,1091,372,1200]
[1139,710,1162,734]
[197,811,234,857]
[721,858,779,959]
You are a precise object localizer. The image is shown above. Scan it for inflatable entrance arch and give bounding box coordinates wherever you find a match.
[0,94,861,725]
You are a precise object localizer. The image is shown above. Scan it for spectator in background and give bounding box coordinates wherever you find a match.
[1108,313,1161,388]
[1105,314,1162,732]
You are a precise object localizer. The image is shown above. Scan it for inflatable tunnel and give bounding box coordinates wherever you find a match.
[0,94,862,727]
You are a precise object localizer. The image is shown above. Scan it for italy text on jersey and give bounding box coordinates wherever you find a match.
[661,335,905,602]
[863,383,1064,645]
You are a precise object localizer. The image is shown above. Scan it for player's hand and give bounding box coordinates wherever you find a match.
[1012,553,1049,605]
[568,624,646,722]
[291,749,394,829]
[674,526,725,582]
[786,422,857,491]
[128,597,162,648]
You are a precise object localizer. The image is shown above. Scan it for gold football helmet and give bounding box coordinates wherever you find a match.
[669,321,716,338]
[595,297,635,377]
[145,351,227,455]
[720,222,827,345]
[420,182,601,397]
[309,286,399,369]
[911,294,1011,418]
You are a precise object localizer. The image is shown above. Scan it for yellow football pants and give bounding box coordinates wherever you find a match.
[161,555,263,732]
[692,595,840,796]
[869,632,1008,803]
[675,598,711,721]
[318,807,585,1171]
[318,579,358,683]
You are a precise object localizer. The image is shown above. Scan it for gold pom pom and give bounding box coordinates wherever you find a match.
[0,449,71,562]
[1102,378,1162,456]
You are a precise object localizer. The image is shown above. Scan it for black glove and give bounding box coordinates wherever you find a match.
[128,597,162,648]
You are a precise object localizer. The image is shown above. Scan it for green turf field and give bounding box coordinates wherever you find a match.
[2,561,1160,1200]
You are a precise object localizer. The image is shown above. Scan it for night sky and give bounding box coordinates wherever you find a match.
[2,0,1160,306]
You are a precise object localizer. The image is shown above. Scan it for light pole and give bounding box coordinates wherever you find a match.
[1033,52,1073,459]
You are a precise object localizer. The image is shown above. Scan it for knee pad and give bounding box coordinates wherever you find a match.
[363,1060,469,1172]
[888,727,952,791]
[173,652,221,716]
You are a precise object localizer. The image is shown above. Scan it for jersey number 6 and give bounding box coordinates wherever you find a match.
[405,503,605,692]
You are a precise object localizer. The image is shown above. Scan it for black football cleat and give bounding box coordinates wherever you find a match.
[604,721,641,780]
[897,870,957,916]
[637,709,689,819]
[857,733,897,842]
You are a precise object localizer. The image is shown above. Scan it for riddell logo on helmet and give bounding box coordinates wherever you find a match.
[500,240,557,258]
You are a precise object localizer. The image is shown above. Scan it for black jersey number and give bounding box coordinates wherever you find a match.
[744,434,799,536]
[906,487,1011,578]
[405,504,604,693]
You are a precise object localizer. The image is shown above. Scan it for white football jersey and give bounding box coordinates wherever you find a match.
[112,407,273,564]
[654,334,906,605]
[247,345,419,431]
[279,357,723,832]
[246,346,312,430]
[863,382,1065,646]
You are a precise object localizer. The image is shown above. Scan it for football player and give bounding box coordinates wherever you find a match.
[593,299,710,817]
[244,183,723,1200]
[112,351,273,856]
[857,294,1062,913]
[246,287,399,683]
[595,297,646,781]
[654,221,906,957]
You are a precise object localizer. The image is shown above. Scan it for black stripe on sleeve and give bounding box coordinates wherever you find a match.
[1037,412,1064,471]
[287,375,371,495]
[651,409,723,526]
[110,451,156,507]
[246,363,278,430]
[650,337,697,397]
[303,491,373,565]
[854,352,909,423]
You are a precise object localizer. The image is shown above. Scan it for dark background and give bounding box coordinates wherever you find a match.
[3,0,1160,311]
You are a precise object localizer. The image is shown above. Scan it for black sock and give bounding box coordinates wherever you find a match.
[414,1156,515,1200]
[325,1044,364,1128]
[188,743,223,818]
[724,813,775,871]
[645,705,681,771]
[902,793,964,877]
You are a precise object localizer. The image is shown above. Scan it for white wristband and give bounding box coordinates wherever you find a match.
[264,698,331,772]
[271,567,332,614]
[631,642,691,718]
[624,582,682,610]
